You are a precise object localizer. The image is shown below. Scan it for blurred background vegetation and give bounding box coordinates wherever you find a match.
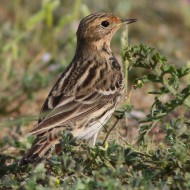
[0,0,190,156]
[1,0,190,189]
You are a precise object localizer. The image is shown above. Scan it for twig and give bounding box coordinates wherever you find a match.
[121,26,129,95]
[103,118,120,145]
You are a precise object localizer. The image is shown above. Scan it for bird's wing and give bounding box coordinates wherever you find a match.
[37,64,73,124]
[30,90,120,135]
[31,59,123,136]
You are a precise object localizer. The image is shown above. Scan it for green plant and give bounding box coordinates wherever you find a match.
[124,44,190,144]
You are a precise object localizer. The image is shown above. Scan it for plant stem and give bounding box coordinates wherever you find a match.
[121,27,129,96]
[103,118,119,145]
[155,64,190,109]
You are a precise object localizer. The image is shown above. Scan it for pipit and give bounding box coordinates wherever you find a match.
[19,12,137,166]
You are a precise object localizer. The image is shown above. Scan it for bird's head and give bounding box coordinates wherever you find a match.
[76,12,137,49]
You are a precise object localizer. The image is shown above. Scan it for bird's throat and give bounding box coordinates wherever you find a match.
[75,40,112,59]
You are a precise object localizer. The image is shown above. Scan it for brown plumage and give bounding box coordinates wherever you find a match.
[19,12,137,166]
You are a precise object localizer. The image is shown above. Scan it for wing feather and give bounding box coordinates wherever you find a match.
[30,92,118,135]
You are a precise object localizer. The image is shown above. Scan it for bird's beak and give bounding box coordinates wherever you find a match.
[121,18,137,25]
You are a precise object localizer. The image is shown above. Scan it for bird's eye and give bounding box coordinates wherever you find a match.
[101,20,110,27]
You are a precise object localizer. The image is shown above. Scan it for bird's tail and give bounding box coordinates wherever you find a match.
[19,135,59,166]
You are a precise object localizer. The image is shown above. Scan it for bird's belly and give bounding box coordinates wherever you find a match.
[73,108,114,140]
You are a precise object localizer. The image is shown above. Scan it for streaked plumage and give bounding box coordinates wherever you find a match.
[19,12,137,165]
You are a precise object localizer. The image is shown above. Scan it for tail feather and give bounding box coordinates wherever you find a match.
[19,135,59,166]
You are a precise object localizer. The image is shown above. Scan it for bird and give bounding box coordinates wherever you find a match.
[19,12,137,166]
